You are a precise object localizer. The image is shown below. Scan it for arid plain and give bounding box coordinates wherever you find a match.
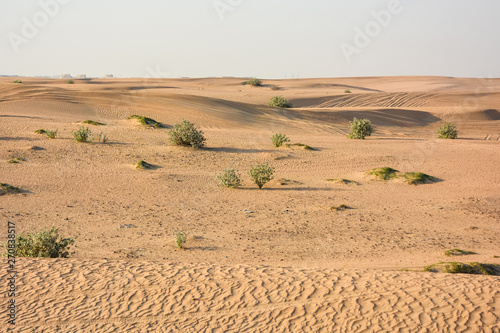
[1,76,499,331]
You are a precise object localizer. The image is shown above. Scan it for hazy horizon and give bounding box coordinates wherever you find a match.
[2,0,500,79]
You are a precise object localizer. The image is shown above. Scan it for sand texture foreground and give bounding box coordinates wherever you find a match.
[1,76,500,331]
[1,259,499,332]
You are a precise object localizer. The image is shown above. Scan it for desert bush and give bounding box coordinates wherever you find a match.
[0,183,21,195]
[67,79,74,84]
[403,172,434,185]
[82,120,105,126]
[445,249,476,256]
[34,129,46,134]
[169,119,206,148]
[249,163,274,189]
[246,78,262,86]
[3,226,74,258]
[127,115,162,128]
[368,167,399,180]
[95,132,108,143]
[12,80,22,84]
[7,157,25,164]
[437,122,458,139]
[271,133,290,147]
[217,168,242,188]
[72,126,92,142]
[174,232,187,249]
[345,89,351,93]
[347,117,373,139]
[45,129,58,139]
[445,262,498,275]
[290,143,313,150]
[268,96,292,108]
[136,160,153,170]
[331,204,349,211]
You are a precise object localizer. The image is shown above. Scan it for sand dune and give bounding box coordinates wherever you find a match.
[0,76,499,331]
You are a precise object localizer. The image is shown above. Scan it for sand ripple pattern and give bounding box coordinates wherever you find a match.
[311,93,435,108]
[1,259,499,332]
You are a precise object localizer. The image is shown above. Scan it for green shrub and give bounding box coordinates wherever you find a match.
[271,133,290,147]
[168,119,206,148]
[95,132,108,143]
[127,115,162,128]
[82,120,105,126]
[3,226,74,258]
[437,122,458,139]
[45,129,58,139]
[445,262,497,275]
[72,126,92,142]
[175,232,187,249]
[67,79,74,84]
[403,172,434,185]
[344,89,351,93]
[347,117,373,139]
[217,168,242,188]
[7,157,25,164]
[331,204,349,211]
[444,249,476,256]
[246,78,262,86]
[268,96,292,108]
[12,80,22,84]
[0,183,21,195]
[290,143,313,150]
[368,167,399,180]
[34,129,46,135]
[136,160,153,170]
[249,163,274,189]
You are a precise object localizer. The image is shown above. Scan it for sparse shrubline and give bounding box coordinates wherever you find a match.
[217,168,242,188]
[268,96,292,108]
[437,122,458,139]
[249,163,274,189]
[348,117,373,139]
[169,119,206,148]
[271,133,290,147]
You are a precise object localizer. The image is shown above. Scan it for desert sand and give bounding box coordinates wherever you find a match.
[1,76,499,331]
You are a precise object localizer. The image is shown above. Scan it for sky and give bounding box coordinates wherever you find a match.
[1,0,500,79]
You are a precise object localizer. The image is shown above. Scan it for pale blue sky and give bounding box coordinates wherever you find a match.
[1,0,500,78]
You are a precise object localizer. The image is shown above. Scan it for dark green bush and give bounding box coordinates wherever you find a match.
[169,119,206,148]
[437,123,458,139]
[347,118,373,139]
[246,78,262,86]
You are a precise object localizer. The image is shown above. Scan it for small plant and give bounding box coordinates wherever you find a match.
[67,79,74,84]
[288,143,313,150]
[2,226,74,258]
[246,78,262,87]
[445,262,498,275]
[34,129,46,135]
[217,168,242,188]
[403,172,434,185]
[168,119,206,148]
[445,249,477,257]
[0,183,21,195]
[437,122,458,139]
[136,160,153,170]
[331,204,349,211]
[344,89,351,93]
[12,80,23,84]
[327,178,359,185]
[249,163,274,189]
[271,133,290,147]
[368,167,399,181]
[174,232,187,249]
[347,117,373,139]
[82,120,105,126]
[95,132,108,143]
[7,157,25,164]
[72,126,92,142]
[45,129,58,139]
[127,115,162,128]
[268,96,292,108]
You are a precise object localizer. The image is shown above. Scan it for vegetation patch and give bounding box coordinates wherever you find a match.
[246,78,262,86]
[127,115,162,128]
[249,163,274,189]
[67,79,74,84]
[169,119,206,148]
[0,183,21,195]
[289,143,313,150]
[175,232,187,249]
[217,168,242,188]
[34,129,46,135]
[437,122,458,139]
[344,89,351,93]
[12,80,23,84]
[2,226,74,258]
[403,172,435,185]
[72,126,92,142]
[7,157,25,164]
[424,262,499,276]
[327,178,360,185]
[444,249,477,257]
[348,117,373,139]
[136,160,154,170]
[82,120,106,126]
[45,129,58,139]
[271,133,290,147]
[367,167,399,181]
[331,204,349,211]
[268,96,292,108]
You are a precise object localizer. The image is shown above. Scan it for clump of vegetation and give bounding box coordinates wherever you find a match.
[437,122,458,139]
[445,249,477,257]
[327,178,359,185]
[7,157,26,164]
[67,79,74,84]
[12,80,22,84]
[136,160,154,170]
[0,183,21,195]
[424,262,499,276]
[2,226,74,258]
[174,232,187,249]
[34,129,46,135]
[246,78,262,86]
[249,163,274,189]
[403,172,435,185]
[217,168,242,188]
[268,96,292,108]
[331,204,349,211]
[367,167,399,181]
[95,132,108,143]
[45,129,58,139]
[82,120,105,126]
[347,117,373,139]
[271,133,290,147]
[72,126,92,142]
[127,115,162,128]
[287,143,313,150]
[168,119,206,148]
[344,89,351,93]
